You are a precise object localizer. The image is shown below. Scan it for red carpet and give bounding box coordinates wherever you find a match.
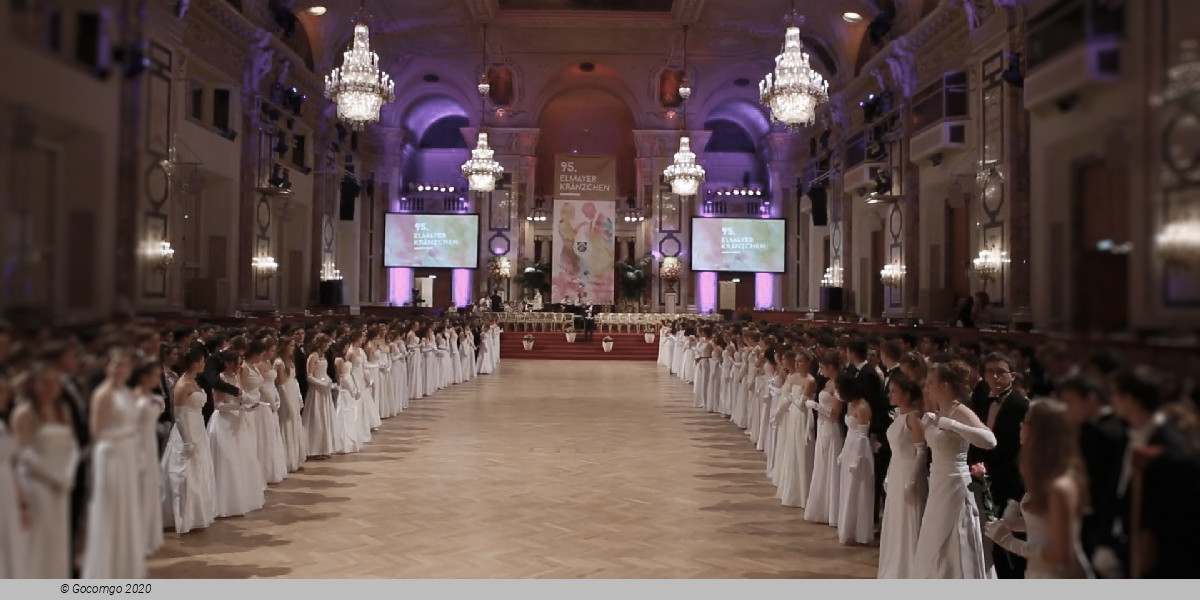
[498,332,660,361]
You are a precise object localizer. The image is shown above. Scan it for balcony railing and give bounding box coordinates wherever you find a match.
[1027,0,1124,71]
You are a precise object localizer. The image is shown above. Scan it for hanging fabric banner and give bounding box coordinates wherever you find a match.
[554,154,616,201]
[551,200,615,305]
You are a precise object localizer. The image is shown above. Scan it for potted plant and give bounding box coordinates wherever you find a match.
[522,334,535,350]
[616,253,654,309]
[601,335,614,353]
[564,325,576,343]
[644,325,656,344]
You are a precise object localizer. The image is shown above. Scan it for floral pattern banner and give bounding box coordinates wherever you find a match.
[551,200,615,304]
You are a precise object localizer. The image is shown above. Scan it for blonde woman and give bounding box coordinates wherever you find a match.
[984,399,1094,578]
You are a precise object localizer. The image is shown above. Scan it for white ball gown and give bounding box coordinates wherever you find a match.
[0,423,27,578]
[422,339,438,397]
[476,333,494,375]
[207,378,265,518]
[878,412,925,578]
[303,356,337,457]
[355,349,381,431]
[913,414,994,578]
[459,335,475,382]
[160,390,218,534]
[336,360,364,454]
[773,375,815,508]
[449,335,464,384]
[375,346,396,419]
[1002,495,1094,578]
[804,387,843,526]
[82,387,147,579]
[135,391,165,554]
[246,365,288,485]
[489,325,501,371]
[693,340,711,409]
[837,412,875,545]
[275,360,307,471]
[408,337,426,397]
[18,421,78,578]
[390,342,409,409]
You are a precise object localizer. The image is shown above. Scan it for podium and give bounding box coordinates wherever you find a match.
[819,286,844,312]
[665,292,678,314]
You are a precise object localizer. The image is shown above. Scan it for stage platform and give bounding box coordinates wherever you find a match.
[498,332,660,361]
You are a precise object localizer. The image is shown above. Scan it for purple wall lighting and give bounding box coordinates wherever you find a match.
[390,268,414,306]
[452,268,471,307]
[698,271,718,314]
[755,272,774,309]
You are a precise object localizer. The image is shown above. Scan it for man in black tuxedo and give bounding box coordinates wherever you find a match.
[971,352,1030,578]
[1058,376,1127,572]
[846,339,888,527]
[582,298,596,341]
[1108,366,1188,578]
[490,292,503,312]
[198,336,241,424]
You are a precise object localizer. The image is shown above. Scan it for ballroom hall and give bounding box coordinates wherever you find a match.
[2,0,1200,583]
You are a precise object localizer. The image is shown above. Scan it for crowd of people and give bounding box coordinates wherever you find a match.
[0,316,503,579]
[659,321,1200,579]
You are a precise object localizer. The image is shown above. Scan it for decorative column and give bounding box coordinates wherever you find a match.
[763,131,800,309]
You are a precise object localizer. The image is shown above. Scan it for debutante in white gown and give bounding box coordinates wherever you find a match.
[774,376,815,508]
[878,412,924,578]
[247,366,287,485]
[135,392,165,554]
[336,360,363,454]
[805,387,843,526]
[376,347,396,419]
[275,361,307,471]
[838,413,875,545]
[391,342,409,410]
[657,326,669,365]
[422,340,438,397]
[161,390,218,534]
[913,416,993,579]
[18,422,78,578]
[437,336,454,389]
[489,325,501,371]
[408,337,425,398]
[82,387,147,579]
[1008,496,1094,578]
[476,334,494,375]
[354,349,381,433]
[450,335,464,384]
[303,357,337,457]
[208,378,265,518]
[459,335,474,382]
[0,424,27,578]
[693,340,712,409]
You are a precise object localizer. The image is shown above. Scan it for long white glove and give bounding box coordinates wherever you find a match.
[306,375,329,392]
[1000,499,1027,532]
[905,442,929,504]
[984,519,1035,558]
[923,412,997,449]
[18,448,73,493]
[175,417,198,459]
[806,399,833,419]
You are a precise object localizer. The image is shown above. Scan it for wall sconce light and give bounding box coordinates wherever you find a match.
[621,209,646,222]
[252,255,279,275]
[1156,214,1200,268]
[320,259,343,281]
[142,238,175,269]
[880,262,906,288]
[973,245,1009,284]
[526,209,548,222]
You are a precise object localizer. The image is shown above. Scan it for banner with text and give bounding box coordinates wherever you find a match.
[551,200,615,305]
[555,154,616,201]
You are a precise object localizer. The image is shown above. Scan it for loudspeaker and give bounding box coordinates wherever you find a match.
[319,280,344,306]
[339,176,359,220]
[819,286,844,312]
[809,186,828,226]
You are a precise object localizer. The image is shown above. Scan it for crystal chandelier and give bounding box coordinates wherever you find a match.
[663,25,705,197]
[320,258,343,281]
[880,263,906,288]
[462,24,504,192]
[973,246,1009,283]
[821,266,843,287]
[759,7,829,130]
[324,4,394,132]
[252,255,279,275]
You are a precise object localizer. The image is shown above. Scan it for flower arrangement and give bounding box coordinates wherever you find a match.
[602,336,613,343]
[564,325,575,333]
[487,256,511,282]
[523,334,535,342]
[659,256,682,293]
[968,462,999,518]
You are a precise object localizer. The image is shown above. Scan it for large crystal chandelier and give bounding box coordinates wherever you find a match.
[1157,217,1200,268]
[461,24,504,192]
[324,5,394,131]
[662,25,705,197]
[759,7,829,130]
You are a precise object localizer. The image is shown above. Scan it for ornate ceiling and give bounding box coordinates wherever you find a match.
[291,1,936,135]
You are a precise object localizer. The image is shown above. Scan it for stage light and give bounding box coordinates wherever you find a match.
[306,6,327,16]
[842,12,863,23]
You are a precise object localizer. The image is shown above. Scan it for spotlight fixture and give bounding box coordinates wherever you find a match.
[842,12,863,23]
[306,6,327,16]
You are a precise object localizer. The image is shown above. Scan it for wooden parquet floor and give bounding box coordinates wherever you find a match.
[147,360,879,578]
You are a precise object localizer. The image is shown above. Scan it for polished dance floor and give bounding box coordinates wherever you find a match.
[148,360,878,578]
